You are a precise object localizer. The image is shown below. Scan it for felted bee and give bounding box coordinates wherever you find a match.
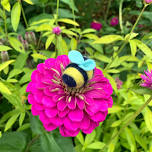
[62,50,96,88]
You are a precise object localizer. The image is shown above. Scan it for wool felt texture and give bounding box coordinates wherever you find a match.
[62,63,93,88]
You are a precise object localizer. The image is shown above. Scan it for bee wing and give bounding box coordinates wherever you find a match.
[79,59,96,71]
[68,50,84,64]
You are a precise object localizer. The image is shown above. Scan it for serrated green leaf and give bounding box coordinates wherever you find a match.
[0,81,11,95]
[93,35,124,44]
[0,45,12,51]
[87,141,105,149]
[11,2,21,31]
[8,37,25,53]
[45,34,55,49]
[5,113,20,131]
[58,18,79,26]
[0,60,14,71]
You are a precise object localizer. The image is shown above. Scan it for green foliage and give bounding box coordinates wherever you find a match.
[0,0,152,152]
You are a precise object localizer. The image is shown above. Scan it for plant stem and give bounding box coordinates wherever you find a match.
[3,9,8,37]
[104,4,147,71]
[130,4,147,34]
[119,0,124,33]
[56,0,60,25]
[104,0,112,23]
[25,135,40,152]
[100,95,152,151]
[20,2,28,28]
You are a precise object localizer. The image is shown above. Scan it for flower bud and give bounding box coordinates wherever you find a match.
[90,21,102,31]
[115,77,123,90]
[145,0,152,3]
[25,32,36,45]
[110,17,119,26]
[1,51,9,62]
[52,26,61,35]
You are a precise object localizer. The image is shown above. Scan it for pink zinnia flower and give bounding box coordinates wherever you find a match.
[145,0,152,3]
[140,70,152,89]
[91,21,102,31]
[26,55,113,137]
[110,17,119,26]
[115,77,123,90]
[52,26,61,35]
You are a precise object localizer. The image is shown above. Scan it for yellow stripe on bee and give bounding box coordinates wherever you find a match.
[63,67,84,88]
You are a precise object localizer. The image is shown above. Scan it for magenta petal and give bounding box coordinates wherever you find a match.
[42,96,56,107]
[91,111,107,122]
[68,109,84,122]
[45,108,58,118]
[64,118,79,131]
[67,96,76,109]
[80,115,90,130]
[77,98,85,110]
[28,94,35,104]
[57,98,67,111]
[43,123,57,131]
[31,106,40,116]
[58,108,69,118]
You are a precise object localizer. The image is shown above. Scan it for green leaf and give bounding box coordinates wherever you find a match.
[0,60,15,72]
[62,29,78,37]
[81,28,96,34]
[144,107,152,133]
[87,141,105,149]
[0,132,26,152]
[58,18,79,26]
[0,45,12,51]
[93,35,124,44]
[70,38,77,50]
[125,127,136,152]
[17,123,30,131]
[31,53,47,60]
[125,33,139,40]
[23,0,33,5]
[82,34,99,40]
[8,69,23,79]
[8,37,25,53]
[19,112,25,127]
[0,81,11,95]
[11,2,21,32]
[76,132,84,145]
[134,39,152,59]
[1,0,10,12]
[85,130,96,145]
[108,105,123,113]
[19,71,32,84]
[94,52,111,63]
[14,52,29,69]
[129,40,137,56]
[5,113,20,131]
[45,34,55,49]
[111,120,122,127]
[131,86,152,95]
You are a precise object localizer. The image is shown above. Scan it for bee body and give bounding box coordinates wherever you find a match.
[62,63,94,88]
[62,50,96,89]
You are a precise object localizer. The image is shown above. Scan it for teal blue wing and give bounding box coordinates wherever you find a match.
[79,59,96,71]
[68,50,84,64]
